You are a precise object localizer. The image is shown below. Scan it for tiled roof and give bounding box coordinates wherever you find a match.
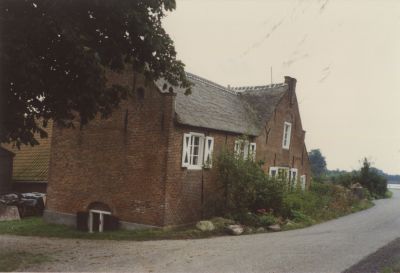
[2,122,53,182]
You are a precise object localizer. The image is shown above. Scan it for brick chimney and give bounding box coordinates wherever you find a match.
[284,76,297,106]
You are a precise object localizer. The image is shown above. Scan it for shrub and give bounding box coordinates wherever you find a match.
[216,149,286,216]
[230,212,260,227]
[359,159,387,198]
[333,172,358,188]
[291,210,314,225]
[332,159,387,199]
[259,214,277,226]
[209,217,235,230]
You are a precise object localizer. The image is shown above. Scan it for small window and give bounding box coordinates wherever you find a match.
[249,143,256,161]
[182,133,213,170]
[234,140,242,157]
[234,139,256,160]
[269,166,289,181]
[88,209,111,233]
[300,175,306,190]
[290,168,298,189]
[269,167,279,178]
[282,122,292,149]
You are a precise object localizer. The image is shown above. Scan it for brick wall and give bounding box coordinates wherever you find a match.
[46,72,174,226]
[163,88,311,225]
[163,125,238,225]
[255,91,311,187]
[46,72,311,227]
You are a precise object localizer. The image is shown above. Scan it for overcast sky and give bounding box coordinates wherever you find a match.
[163,0,400,174]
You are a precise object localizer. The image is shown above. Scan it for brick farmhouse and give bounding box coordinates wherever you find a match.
[44,71,311,230]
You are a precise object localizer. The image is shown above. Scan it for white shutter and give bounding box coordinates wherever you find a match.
[290,168,298,188]
[234,140,241,157]
[182,133,191,167]
[250,143,256,161]
[243,141,249,160]
[300,175,306,190]
[203,136,214,168]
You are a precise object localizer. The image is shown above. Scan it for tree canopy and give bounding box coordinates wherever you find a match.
[0,0,190,147]
[308,149,327,177]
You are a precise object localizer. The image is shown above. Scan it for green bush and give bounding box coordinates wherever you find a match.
[333,172,357,188]
[216,149,286,216]
[214,148,374,230]
[209,217,235,230]
[230,212,260,227]
[359,159,387,198]
[332,159,387,199]
[291,210,314,224]
[259,214,277,226]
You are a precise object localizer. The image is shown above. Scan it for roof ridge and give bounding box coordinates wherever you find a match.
[231,82,287,91]
[186,72,236,95]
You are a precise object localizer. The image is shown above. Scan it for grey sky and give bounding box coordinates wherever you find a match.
[163,0,400,174]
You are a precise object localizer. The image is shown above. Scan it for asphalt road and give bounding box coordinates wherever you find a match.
[1,190,400,272]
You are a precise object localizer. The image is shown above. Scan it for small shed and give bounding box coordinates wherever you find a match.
[0,147,15,194]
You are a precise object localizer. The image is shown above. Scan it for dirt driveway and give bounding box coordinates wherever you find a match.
[1,190,400,272]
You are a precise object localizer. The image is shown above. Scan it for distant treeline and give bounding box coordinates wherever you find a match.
[326,168,400,183]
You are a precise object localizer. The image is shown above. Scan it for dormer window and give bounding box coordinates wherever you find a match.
[282,122,292,149]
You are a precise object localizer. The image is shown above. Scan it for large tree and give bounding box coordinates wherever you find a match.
[0,0,190,147]
[308,149,327,177]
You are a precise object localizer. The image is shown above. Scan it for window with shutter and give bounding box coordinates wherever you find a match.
[234,139,253,159]
[181,132,207,170]
[300,175,306,190]
[269,166,290,181]
[203,136,214,168]
[234,140,241,157]
[243,141,249,160]
[290,168,298,190]
[249,143,256,161]
[182,133,191,167]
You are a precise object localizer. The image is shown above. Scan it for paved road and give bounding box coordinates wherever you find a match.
[1,190,400,272]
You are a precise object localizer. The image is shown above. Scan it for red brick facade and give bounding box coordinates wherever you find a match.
[45,72,311,228]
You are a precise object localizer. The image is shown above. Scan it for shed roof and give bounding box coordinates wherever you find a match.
[1,122,52,182]
[161,73,289,136]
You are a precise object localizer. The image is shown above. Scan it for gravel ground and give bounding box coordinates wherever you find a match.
[1,190,400,272]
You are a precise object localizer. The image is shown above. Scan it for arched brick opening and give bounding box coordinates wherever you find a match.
[82,201,118,232]
[87,201,112,213]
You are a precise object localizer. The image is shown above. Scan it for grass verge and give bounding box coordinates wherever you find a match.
[0,251,51,272]
[0,198,374,241]
[0,217,225,241]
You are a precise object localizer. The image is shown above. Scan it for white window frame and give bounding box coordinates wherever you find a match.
[234,140,243,157]
[269,166,279,178]
[290,168,298,188]
[249,143,256,161]
[300,175,306,190]
[234,139,256,160]
[282,122,292,150]
[269,166,290,180]
[88,209,111,233]
[182,133,214,170]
